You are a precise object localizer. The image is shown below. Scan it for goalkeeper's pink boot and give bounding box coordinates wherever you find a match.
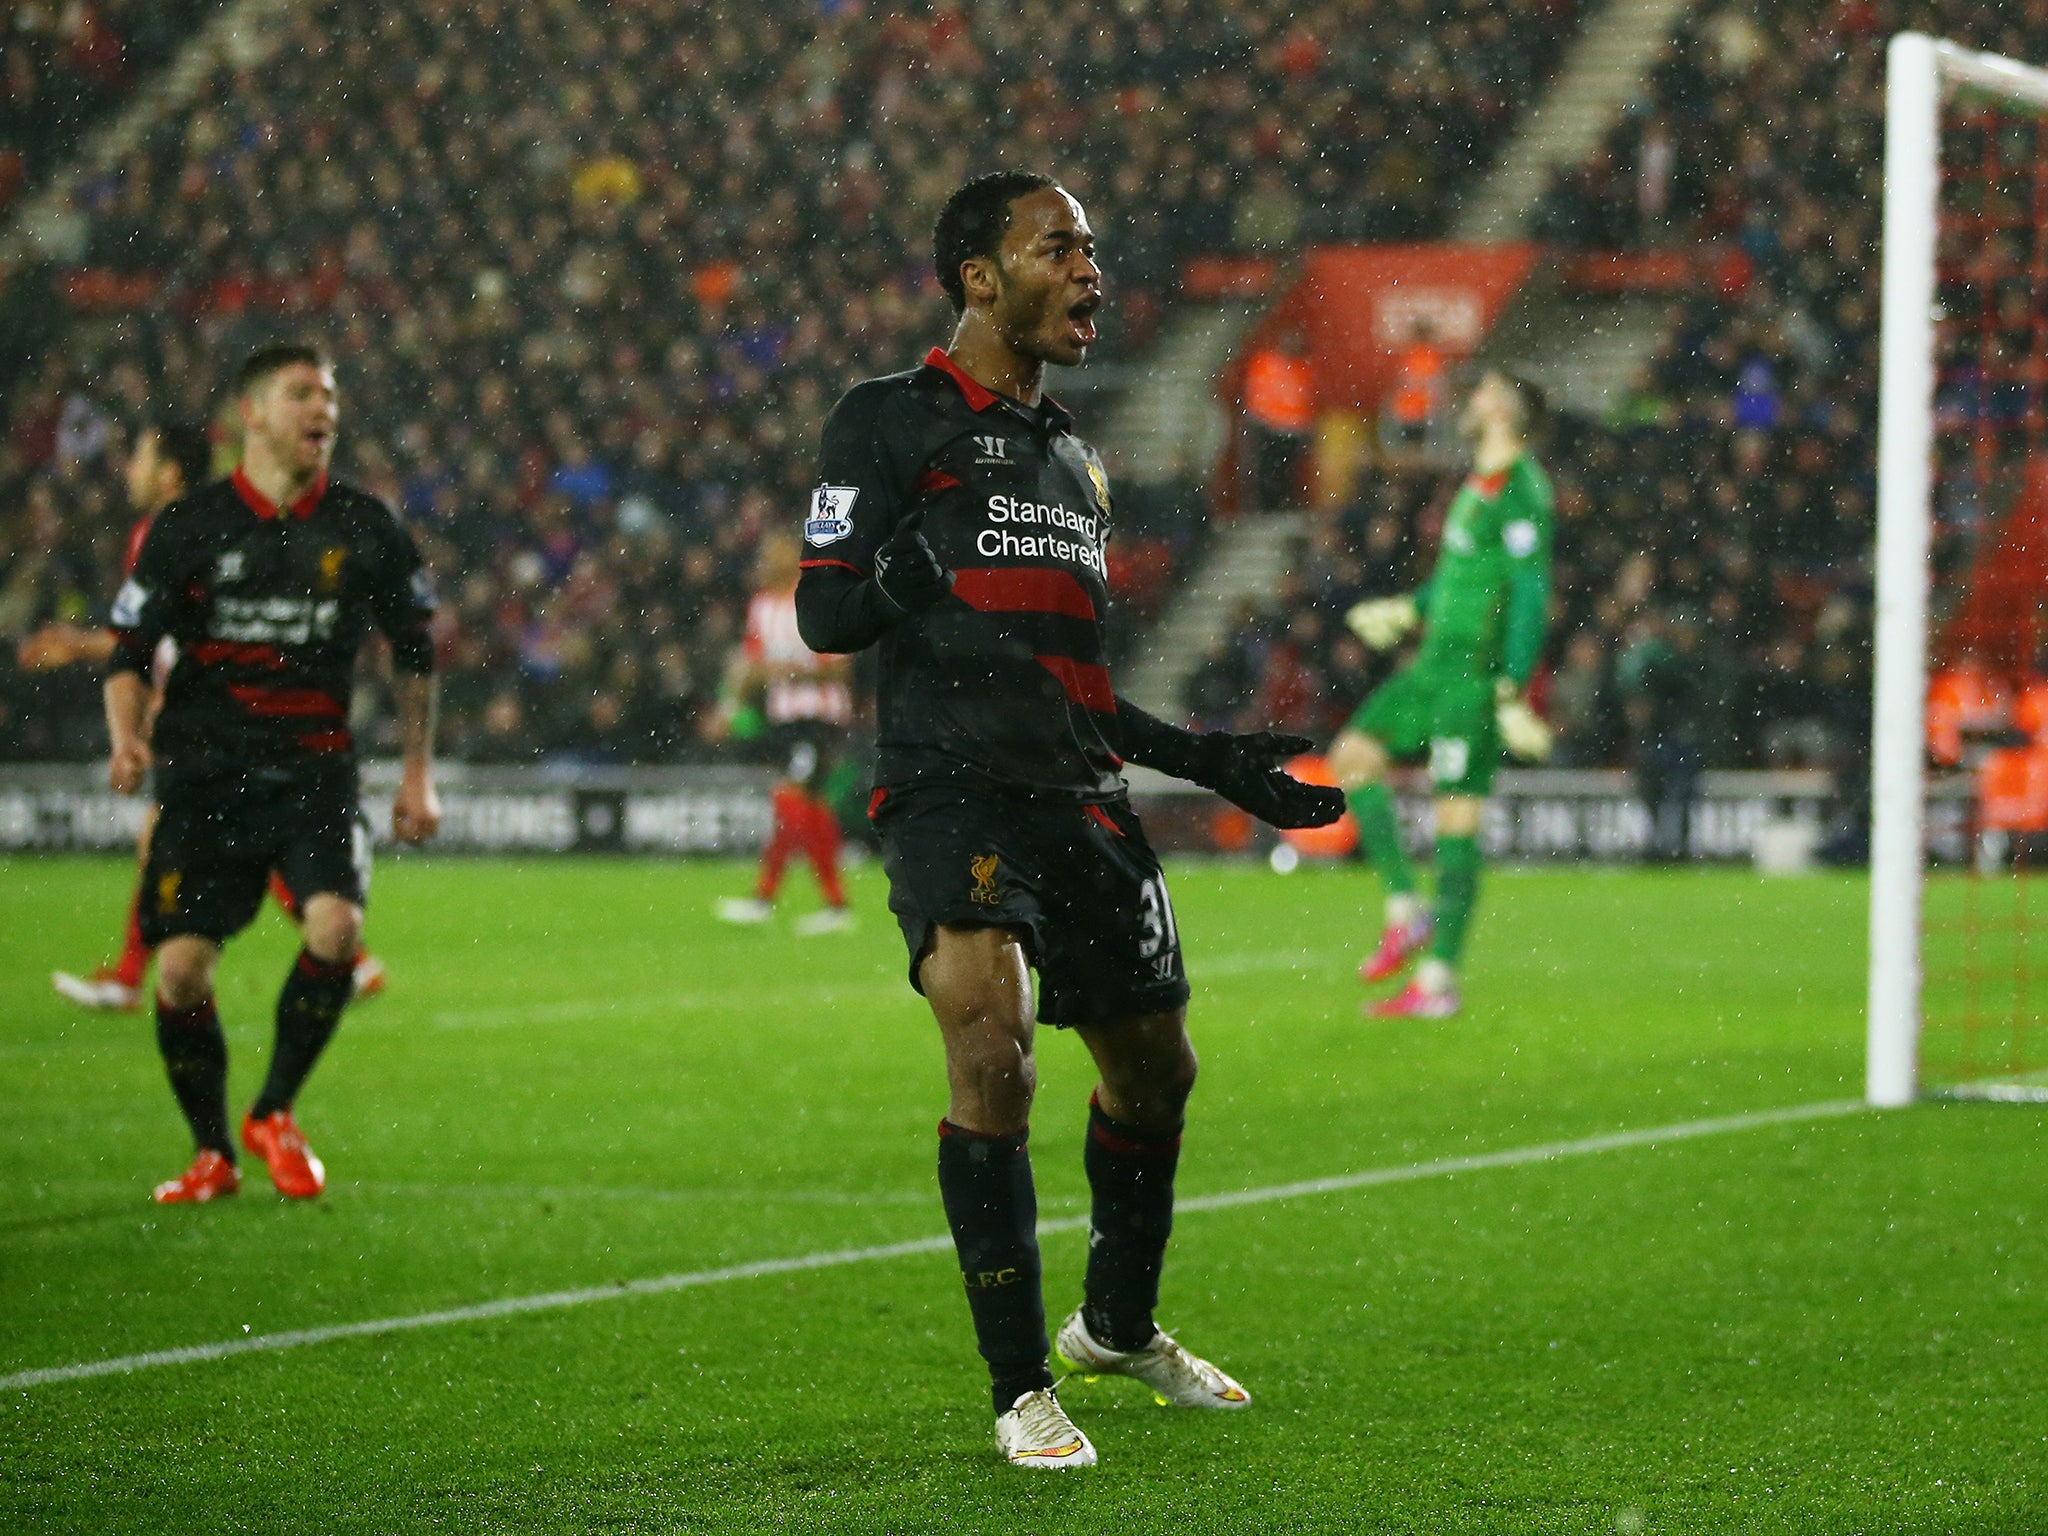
[1359,915,1431,983]
[1370,970,1460,1019]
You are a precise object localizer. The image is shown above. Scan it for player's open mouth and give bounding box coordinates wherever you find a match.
[1067,295,1100,347]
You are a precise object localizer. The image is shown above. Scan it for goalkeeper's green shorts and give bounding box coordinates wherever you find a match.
[1348,659,1500,796]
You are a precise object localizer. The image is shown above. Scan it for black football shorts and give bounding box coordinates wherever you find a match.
[873,783,1190,1028]
[139,761,371,945]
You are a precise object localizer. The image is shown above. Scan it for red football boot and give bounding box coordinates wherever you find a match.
[152,1149,241,1204]
[1368,978,1461,1019]
[1359,915,1431,983]
[241,1110,327,1199]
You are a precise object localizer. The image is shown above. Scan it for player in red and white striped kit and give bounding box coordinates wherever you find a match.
[716,534,858,935]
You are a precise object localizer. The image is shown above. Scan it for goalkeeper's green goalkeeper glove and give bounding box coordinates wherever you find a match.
[1494,678,1553,762]
[1345,595,1419,650]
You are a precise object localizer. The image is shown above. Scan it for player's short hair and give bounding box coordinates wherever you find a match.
[1495,370,1550,442]
[143,416,213,493]
[235,342,332,398]
[933,170,1058,313]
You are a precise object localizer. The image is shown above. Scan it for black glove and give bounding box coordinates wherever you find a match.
[872,508,952,614]
[1117,701,1345,829]
[1187,729,1346,829]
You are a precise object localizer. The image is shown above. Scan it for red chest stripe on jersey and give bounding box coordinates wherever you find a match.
[1035,655,1114,711]
[954,568,1098,621]
[191,640,288,668]
[799,558,863,575]
[868,786,889,821]
[227,683,346,717]
[914,466,964,496]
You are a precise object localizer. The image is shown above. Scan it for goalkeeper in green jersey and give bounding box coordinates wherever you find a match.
[1328,371,1556,1018]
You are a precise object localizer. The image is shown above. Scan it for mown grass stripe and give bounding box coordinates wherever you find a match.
[1,1097,1863,1392]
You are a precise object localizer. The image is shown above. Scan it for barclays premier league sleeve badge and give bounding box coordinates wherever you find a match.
[805,485,858,546]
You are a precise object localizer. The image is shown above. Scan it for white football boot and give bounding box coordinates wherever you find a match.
[714,896,773,925]
[1054,1310,1252,1409]
[52,970,141,1010]
[793,906,856,936]
[995,1387,1096,1469]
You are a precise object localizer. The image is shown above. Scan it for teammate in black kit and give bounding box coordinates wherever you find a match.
[106,343,441,1204]
[797,171,1342,1468]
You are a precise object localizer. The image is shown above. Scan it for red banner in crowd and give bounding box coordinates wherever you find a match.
[1223,243,1539,417]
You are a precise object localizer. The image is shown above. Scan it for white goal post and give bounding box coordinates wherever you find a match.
[1869,33,2048,1107]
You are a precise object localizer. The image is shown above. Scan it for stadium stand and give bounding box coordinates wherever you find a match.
[0,1,224,214]
[0,0,1589,764]
[1199,2,2048,782]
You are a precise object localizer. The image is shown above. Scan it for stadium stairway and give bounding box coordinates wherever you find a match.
[0,0,299,267]
[1453,0,1700,242]
[1120,511,1306,719]
[1446,0,1700,416]
[1096,303,1263,489]
[1096,298,1279,719]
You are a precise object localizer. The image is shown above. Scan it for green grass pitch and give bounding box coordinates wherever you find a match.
[2,854,2043,1534]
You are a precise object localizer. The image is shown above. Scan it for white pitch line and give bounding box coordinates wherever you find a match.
[1,1097,1862,1393]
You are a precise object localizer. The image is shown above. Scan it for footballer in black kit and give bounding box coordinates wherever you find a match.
[796,171,1342,1469]
[105,344,442,1205]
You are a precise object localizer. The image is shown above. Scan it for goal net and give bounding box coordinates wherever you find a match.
[1871,33,2048,1104]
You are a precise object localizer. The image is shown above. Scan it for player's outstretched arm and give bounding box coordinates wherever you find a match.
[1115,697,1344,828]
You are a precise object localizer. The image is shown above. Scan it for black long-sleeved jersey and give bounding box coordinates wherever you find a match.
[796,348,1124,799]
[108,470,435,769]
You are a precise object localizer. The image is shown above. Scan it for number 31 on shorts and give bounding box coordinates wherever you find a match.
[1138,874,1180,966]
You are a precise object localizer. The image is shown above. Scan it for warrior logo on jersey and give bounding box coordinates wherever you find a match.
[317,546,347,591]
[972,435,1010,464]
[969,853,1001,905]
[805,485,858,546]
[215,550,247,584]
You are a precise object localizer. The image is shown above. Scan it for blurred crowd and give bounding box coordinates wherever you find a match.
[0,1,221,214]
[1198,0,2048,787]
[0,0,1585,764]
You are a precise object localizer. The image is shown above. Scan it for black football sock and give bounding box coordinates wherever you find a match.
[156,994,233,1157]
[936,1120,1053,1414]
[1081,1092,1182,1352]
[250,948,354,1119]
